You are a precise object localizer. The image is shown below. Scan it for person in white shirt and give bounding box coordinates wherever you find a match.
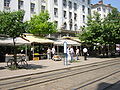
[70,46,74,61]
[67,47,71,62]
[47,48,51,60]
[76,48,80,60]
[51,46,56,58]
[83,47,88,60]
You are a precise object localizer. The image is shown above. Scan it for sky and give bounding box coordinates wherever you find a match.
[91,0,120,11]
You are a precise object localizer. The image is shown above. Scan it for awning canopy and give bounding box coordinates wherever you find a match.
[0,37,31,46]
[23,34,54,44]
[53,39,81,46]
[62,36,81,43]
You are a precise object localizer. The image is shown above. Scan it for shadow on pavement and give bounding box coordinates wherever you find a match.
[0,66,6,70]
[25,64,48,70]
[96,82,120,90]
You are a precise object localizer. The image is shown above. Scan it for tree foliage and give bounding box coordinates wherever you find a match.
[79,12,103,44]
[79,8,120,45]
[27,11,57,36]
[104,8,120,44]
[0,10,27,38]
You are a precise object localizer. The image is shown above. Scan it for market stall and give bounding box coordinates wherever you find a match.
[0,37,31,62]
[22,33,54,60]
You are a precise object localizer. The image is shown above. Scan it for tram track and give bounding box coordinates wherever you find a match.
[0,59,120,89]
[72,70,120,90]
[0,58,119,81]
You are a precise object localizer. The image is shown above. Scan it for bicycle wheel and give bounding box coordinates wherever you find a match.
[7,59,14,68]
[23,60,28,68]
[18,59,28,68]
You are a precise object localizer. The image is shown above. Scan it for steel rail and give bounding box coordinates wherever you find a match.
[72,70,120,90]
[5,60,120,90]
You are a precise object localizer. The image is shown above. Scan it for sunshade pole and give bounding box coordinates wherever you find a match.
[57,45,59,55]
[32,43,34,60]
[25,44,28,60]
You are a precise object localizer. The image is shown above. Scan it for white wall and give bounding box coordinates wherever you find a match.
[0,0,91,31]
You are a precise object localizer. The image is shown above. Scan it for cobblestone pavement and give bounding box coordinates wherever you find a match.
[0,56,119,80]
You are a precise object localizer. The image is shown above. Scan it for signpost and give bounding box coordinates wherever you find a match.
[64,41,68,65]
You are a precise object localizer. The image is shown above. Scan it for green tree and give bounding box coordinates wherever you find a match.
[27,11,57,37]
[0,10,27,68]
[79,8,120,56]
[104,8,120,44]
[79,12,103,44]
[79,9,120,45]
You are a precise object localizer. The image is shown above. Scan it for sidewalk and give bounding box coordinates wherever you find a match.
[0,57,119,80]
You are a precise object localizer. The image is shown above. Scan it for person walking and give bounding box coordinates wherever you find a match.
[76,48,80,60]
[47,48,51,60]
[83,47,88,60]
[67,47,71,63]
[51,46,56,58]
[70,46,74,62]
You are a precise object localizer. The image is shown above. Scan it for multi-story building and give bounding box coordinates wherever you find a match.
[91,1,113,19]
[0,0,91,37]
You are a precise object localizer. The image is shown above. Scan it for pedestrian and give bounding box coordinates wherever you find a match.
[67,47,71,63]
[47,48,51,60]
[51,46,56,58]
[83,47,88,60]
[76,48,80,60]
[70,46,74,62]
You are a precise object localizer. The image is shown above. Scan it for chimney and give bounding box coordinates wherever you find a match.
[108,4,111,6]
[98,0,103,4]
[106,4,111,7]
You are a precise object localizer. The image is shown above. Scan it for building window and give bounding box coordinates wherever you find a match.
[74,13,77,21]
[63,11,66,19]
[54,21,58,27]
[68,1,72,9]
[41,5,45,11]
[83,15,85,23]
[18,0,24,10]
[69,12,72,19]
[104,15,106,18]
[108,9,111,13]
[74,3,77,10]
[54,0,58,5]
[63,22,67,29]
[103,8,106,12]
[54,8,58,17]
[41,0,46,3]
[88,8,91,14]
[82,0,85,2]
[82,5,85,13]
[88,0,90,4]
[4,0,10,7]
[97,7,101,11]
[74,24,77,30]
[31,3,35,13]
[63,0,67,7]
[69,24,72,30]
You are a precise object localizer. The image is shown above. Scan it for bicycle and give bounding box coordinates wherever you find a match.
[7,56,28,68]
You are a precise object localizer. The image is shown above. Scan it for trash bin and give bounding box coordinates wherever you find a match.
[33,53,40,60]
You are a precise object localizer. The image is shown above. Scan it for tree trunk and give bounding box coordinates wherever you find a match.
[13,38,18,67]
